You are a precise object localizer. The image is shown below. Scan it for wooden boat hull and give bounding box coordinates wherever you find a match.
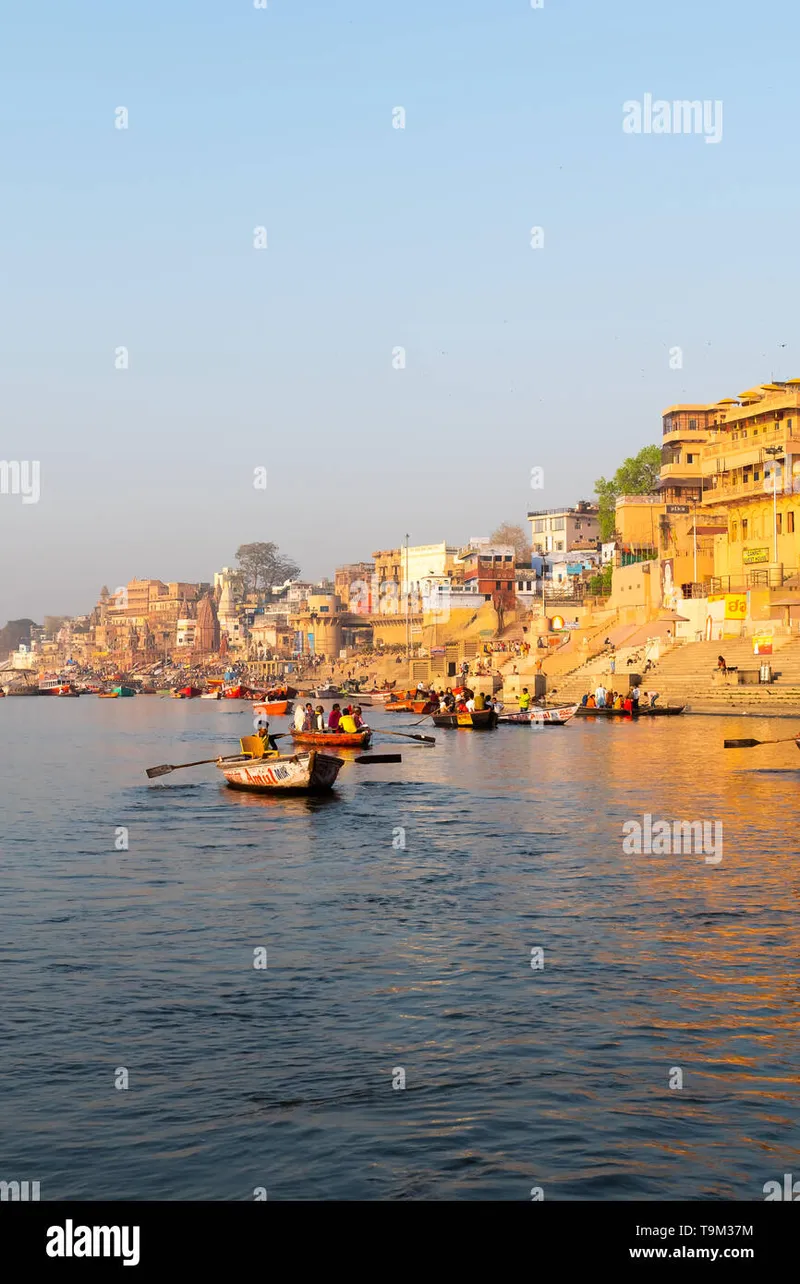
[291,729,372,749]
[499,704,578,725]
[575,704,685,717]
[217,749,344,793]
[253,700,293,717]
[385,701,413,712]
[312,687,343,700]
[431,710,498,729]
[98,693,119,698]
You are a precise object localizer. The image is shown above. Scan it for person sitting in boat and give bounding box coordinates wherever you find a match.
[465,693,477,712]
[294,702,306,731]
[586,694,597,708]
[257,722,280,755]
[622,695,633,713]
[613,693,625,709]
[315,705,326,731]
[352,705,365,728]
[455,696,468,713]
[339,709,358,734]
[474,692,487,711]
[519,688,532,712]
[302,702,315,731]
[328,703,342,731]
[580,693,589,707]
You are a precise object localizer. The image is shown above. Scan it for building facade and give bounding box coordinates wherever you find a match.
[528,502,599,555]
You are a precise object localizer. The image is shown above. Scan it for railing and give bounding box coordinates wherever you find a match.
[702,428,800,461]
[617,548,658,566]
[709,568,798,592]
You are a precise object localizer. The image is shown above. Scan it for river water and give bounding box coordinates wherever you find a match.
[1,697,798,1200]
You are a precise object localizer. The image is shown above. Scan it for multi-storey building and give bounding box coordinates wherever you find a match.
[454,540,516,608]
[662,381,800,589]
[527,502,599,555]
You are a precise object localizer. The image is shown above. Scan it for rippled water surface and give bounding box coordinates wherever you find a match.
[2,697,799,1199]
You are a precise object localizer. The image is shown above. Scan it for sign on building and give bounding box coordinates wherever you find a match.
[743,548,770,565]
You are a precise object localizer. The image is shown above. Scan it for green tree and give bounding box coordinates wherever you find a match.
[595,445,661,542]
[236,543,300,597]
[490,522,531,562]
[0,618,38,660]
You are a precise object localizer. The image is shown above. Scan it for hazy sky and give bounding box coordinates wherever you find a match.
[2,0,798,622]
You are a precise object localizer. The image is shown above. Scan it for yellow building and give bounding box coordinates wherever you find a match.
[654,383,800,594]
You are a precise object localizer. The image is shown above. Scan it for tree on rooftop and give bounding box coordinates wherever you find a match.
[490,522,530,562]
[235,543,301,598]
[595,445,661,542]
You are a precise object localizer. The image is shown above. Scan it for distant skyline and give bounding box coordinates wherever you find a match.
[3,0,799,620]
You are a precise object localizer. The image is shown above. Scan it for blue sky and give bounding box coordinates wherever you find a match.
[2,0,798,619]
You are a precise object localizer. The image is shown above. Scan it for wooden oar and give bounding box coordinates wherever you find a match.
[375,728,436,745]
[724,734,800,749]
[146,753,241,779]
[352,754,401,764]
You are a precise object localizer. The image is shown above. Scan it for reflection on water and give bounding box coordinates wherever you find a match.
[1,697,799,1199]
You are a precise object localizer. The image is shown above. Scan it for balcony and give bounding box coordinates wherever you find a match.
[702,427,800,462]
[662,425,710,444]
[660,460,703,481]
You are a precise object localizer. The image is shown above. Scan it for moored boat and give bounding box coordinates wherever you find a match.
[431,709,498,730]
[575,704,686,718]
[312,685,343,700]
[173,686,201,699]
[291,728,372,749]
[253,699,293,717]
[216,748,344,793]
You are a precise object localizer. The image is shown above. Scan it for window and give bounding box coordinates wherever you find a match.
[533,519,545,533]
[731,521,738,541]
[504,555,512,561]
[556,541,565,551]
[689,418,697,430]
[754,470,761,481]
[789,513,795,534]
[776,513,783,535]
[687,453,695,463]
[550,517,565,531]
[742,519,749,538]
[495,581,501,590]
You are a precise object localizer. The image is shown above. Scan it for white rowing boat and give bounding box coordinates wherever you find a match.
[215,749,344,793]
[498,704,579,725]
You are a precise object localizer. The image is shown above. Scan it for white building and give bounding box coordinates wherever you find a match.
[527,502,600,555]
